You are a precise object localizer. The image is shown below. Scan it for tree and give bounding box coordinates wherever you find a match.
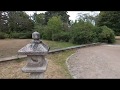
[32,13,45,26]
[77,12,98,25]
[97,11,120,35]
[43,16,63,40]
[44,11,70,25]
[0,11,8,33]
[7,11,34,33]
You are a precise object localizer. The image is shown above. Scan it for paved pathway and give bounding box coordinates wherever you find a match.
[67,44,120,79]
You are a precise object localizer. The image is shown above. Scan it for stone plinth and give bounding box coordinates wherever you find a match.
[18,31,49,79]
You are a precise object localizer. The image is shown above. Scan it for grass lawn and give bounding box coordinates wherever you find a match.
[0,39,77,78]
[0,39,77,58]
[43,40,77,50]
[0,49,76,79]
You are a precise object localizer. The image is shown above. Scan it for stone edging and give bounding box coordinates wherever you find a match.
[0,43,103,62]
[48,43,102,54]
[66,53,77,79]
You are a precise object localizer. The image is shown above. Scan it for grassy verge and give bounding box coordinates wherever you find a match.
[47,50,76,78]
[43,40,77,50]
[0,50,76,78]
[0,39,77,78]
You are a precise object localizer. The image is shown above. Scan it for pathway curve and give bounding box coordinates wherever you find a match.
[67,44,120,78]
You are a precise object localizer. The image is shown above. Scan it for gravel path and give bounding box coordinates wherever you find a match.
[67,45,120,79]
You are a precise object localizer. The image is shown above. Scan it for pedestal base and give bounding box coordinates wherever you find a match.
[22,59,48,73]
[22,59,48,79]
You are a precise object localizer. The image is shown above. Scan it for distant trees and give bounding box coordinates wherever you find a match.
[77,12,100,26]
[7,11,34,33]
[96,11,120,35]
[0,11,8,33]
[44,11,70,25]
[0,11,34,39]
[0,11,115,44]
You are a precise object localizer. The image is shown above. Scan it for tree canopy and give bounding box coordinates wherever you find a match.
[44,11,70,25]
[97,11,120,35]
[0,11,115,44]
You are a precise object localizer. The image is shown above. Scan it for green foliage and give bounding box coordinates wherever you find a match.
[34,24,45,37]
[52,32,70,42]
[97,11,120,35]
[77,12,98,25]
[44,11,70,25]
[33,13,45,25]
[69,20,97,44]
[0,11,34,39]
[7,11,34,33]
[10,32,32,39]
[42,26,52,40]
[99,26,115,43]
[42,16,63,40]
[0,11,115,45]
[0,12,9,34]
[0,32,6,39]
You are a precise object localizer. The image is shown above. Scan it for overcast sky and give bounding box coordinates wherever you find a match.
[25,11,100,22]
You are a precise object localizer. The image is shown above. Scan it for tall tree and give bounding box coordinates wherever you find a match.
[43,16,63,40]
[33,13,45,25]
[7,11,34,33]
[77,12,98,25]
[97,11,120,35]
[44,11,70,25]
[0,11,8,33]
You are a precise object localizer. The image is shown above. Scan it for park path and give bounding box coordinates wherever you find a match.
[67,44,120,79]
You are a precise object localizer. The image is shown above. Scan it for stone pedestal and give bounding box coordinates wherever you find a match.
[18,31,49,79]
[22,55,48,78]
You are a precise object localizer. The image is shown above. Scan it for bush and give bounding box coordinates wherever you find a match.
[69,31,97,44]
[99,26,115,43]
[52,32,70,42]
[10,32,32,39]
[0,32,6,39]
[69,20,97,44]
[10,33,19,39]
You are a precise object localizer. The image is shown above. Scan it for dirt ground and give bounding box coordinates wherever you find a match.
[0,56,65,79]
[0,39,74,79]
[67,44,120,78]
[0,39,31,58]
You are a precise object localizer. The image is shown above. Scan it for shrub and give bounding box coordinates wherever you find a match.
[19,32,32,39]
[52,32,70,42]
[99,26,115,43]
[10,33,19,39]
[0,32,6,39]
[69,31,96,44]
[10,32,32,39]
[69,20,97,44]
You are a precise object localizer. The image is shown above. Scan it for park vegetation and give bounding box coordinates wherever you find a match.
[0,11,116,44]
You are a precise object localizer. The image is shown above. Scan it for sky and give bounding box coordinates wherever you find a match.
[25,11,100,22]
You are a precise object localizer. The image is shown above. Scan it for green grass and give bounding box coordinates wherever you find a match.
[47,50,76,78]
[42,40,78,50]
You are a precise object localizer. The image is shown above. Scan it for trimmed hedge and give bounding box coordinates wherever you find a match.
[10,32,32,39]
